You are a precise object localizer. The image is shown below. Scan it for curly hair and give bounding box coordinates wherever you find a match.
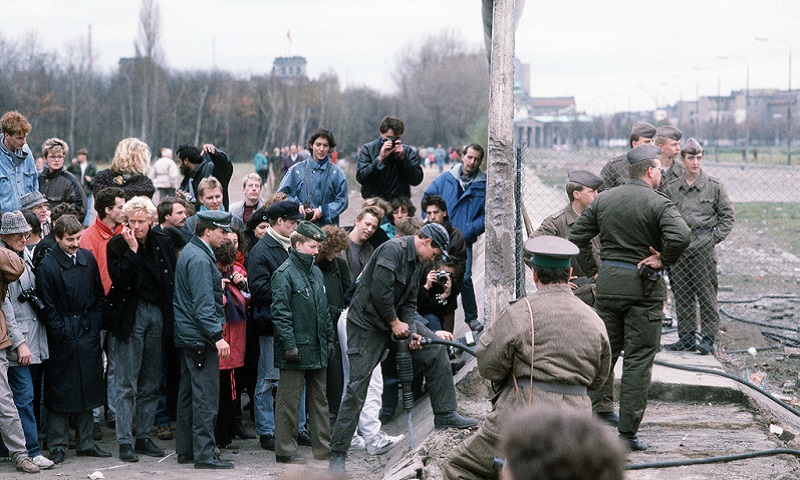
[0,111,31,136]
[317,225,348,261]
[41,138,69,157]
[112,137,151,175]
[123,196,157,219]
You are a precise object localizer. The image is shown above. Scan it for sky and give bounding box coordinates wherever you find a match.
[5,0,800,115]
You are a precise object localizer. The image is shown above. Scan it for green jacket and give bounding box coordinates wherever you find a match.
[271,249,332,370]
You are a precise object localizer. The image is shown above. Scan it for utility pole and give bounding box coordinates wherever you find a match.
[485,0,517,324]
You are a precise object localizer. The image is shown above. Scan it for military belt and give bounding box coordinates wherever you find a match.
[601,260,639,272]
[515,378,587,396]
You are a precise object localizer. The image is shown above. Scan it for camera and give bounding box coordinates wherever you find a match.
[227,274,247,291]
[435,270,450,285]
[18,288,45,313]
[385,136,397,149]
[302,205,315,221]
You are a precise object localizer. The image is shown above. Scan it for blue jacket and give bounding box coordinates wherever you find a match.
[0,136,39,212]
[423,164,486,245]
[278,156,348,226]
[173,236,224,348]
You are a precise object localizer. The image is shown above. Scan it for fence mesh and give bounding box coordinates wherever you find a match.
[516,145,800,350]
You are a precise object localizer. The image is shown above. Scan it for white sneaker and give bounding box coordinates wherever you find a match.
[31,455,54,469]
[350,433,366,451]
[365,431,405,455]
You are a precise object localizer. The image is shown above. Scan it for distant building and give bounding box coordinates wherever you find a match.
[272,56,307,79]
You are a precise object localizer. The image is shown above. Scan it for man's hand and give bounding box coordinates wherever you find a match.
[216,338,230,359]
[16,342,32,366]
[201,144,217,155]
[568,275,579,290]
[408,333,424,350]
[310,207,322,223]
[441,275,453,299]
[390,319,410,338]
[424,270,438,290]
[637,246,663,270]
[121,226,138,253]
[284,347,301,363]
[435,330,454,341]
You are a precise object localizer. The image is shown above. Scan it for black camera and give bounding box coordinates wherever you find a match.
[435,270,450,285]
[302,205,315,221]
[385,136,397,149]
[227,274,247,291]
[18,288,45,313]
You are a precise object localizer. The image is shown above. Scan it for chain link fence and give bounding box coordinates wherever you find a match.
[516,145,800,351]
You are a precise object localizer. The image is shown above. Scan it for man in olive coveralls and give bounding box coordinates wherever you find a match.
[570,144,690,451]
[663,138,734,355]
[444,236,611,480]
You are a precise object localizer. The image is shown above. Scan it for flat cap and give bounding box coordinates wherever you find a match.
[247,206,270,231]
[295,220,326,242]
[20,191,48,210]
[568,170,603,190]
[631,121,656,139]
[656,125,682,141]
[523,235,578,269]
[627,144,662,164]
[420,223,450,258]
[197,210,232,232]
[682,138,704,156]
[266,200,304,221]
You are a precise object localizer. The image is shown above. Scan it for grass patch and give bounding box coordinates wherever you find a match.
[734,202,800,256]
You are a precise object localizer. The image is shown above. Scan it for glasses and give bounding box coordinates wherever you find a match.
[9,232,31,240]
[46,155,65,160]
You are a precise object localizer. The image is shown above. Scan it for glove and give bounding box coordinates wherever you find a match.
[328,342,337,358]
[284,347,301,363]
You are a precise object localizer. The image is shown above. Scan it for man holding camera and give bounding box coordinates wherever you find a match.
[570,144,690,451]
[356,116,424,202]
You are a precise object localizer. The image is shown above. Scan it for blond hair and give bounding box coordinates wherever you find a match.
[41,138,69,157]
[198,176,223,199]
[112,138,151,175]
[122,196,157,219]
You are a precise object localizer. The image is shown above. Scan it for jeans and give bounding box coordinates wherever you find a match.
[254,336,307,435]
[462,244,478,323]
[5,365,41,457]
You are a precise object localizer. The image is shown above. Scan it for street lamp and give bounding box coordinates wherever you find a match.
[718,55,750,150]
[755,37,793,165]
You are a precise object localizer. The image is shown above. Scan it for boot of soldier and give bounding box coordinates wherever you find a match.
[664,332,696,352]
[696,336,715,355]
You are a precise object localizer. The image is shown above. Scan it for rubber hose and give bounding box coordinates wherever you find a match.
[627,448,800,470]
[420,337,477,357]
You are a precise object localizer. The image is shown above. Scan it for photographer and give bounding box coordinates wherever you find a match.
[356,116,423,202]
[418,260,460,333]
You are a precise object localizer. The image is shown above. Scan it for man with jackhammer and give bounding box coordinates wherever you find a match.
[329,223,476,473]
[444,236,611,480]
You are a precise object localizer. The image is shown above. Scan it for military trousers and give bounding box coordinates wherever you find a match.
[590,297,662,435]
[176,346,220,462]
[275,367,330,459]
[670,246,719,338]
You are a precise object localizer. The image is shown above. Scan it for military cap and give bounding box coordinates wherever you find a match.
[76,148,89,156]
[523,235,579,269]
[627,144,662,164]
[655,125,682,141]
[197,210,232,232]
[266,200,304,221]
[296,220,326,242]
[20,191,48,210]
[420,222,450,257]
[568,170,603,190]
[631,121,656,139]
[681,137,704,156]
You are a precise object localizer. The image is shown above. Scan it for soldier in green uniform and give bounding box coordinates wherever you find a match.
[570,144,690,451]
[655,125,685,190]
[444,236,611,480]
[663,138,735,354]
[533,170,602,306]
[599,122,656,192]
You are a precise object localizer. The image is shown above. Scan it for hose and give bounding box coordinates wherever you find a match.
[419,337,477,357]
[720,308,797,332]
[627,448,800,470]
[719,294,800,304]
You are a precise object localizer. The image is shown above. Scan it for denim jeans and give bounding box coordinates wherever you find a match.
[254,336,306,435]
[5,365,41,457]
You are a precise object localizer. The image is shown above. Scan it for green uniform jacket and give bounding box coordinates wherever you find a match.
[570,179,691,300]
[271,249,332,370]
[534,204,600,279]
[598,153,628,192]
[658,159,685,192]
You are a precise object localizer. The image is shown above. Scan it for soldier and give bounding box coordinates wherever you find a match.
[570,144,690,451]
[663,138,735,354]
[655,125,684,189]
[444,236,611,480]
[533,170,602,306]
[598,122,656,192]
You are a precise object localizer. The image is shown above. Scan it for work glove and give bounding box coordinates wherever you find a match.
[284,347,301,363]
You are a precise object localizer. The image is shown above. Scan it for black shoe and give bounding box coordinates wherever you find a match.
[467,319,484,333]
[260,434,275,451]
[664,332,696,352]
[434,411,478,430]
[619,433,648,451]
[76,445,112,458]
[119,444,138,462]
[697,336,715,355]
[329,451,346,472]
[276,454,306,464]
[233,423,256,440]
[596,411,619,427]
[134,438,165,457]
[297,430,312,447]
[92,422,103,441]
[50,448,65,465]
[194,456,234,469]
[177,453,194,464]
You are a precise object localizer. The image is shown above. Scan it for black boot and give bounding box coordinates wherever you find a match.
[664,332,696,352]
[696,335,715,355]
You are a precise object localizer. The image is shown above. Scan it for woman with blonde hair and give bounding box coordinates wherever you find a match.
[93,138,156,200]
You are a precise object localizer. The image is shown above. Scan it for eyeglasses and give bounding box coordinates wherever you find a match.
[8,232,31,240]
[46,155,65,160]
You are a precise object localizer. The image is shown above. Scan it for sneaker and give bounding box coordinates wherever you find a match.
[157,425,174,440]
[31,455,54,469]
[365,431,405,455]
[349,434,366,451]
[14,456,39,474]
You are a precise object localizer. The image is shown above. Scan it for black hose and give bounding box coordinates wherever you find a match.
[719,294,800,304]
[653,359,800,417]
[720,308,797,332]
[761,331,800,348]
[420,337,477,357]
[627,449,800,470]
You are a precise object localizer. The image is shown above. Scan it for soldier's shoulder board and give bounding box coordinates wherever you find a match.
[550,210,565,220]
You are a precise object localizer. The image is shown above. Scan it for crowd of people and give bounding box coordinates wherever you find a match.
[0,110,487,473]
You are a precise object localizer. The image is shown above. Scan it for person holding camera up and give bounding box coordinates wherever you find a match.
[356,116,424,202]
[278,129,348,227]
